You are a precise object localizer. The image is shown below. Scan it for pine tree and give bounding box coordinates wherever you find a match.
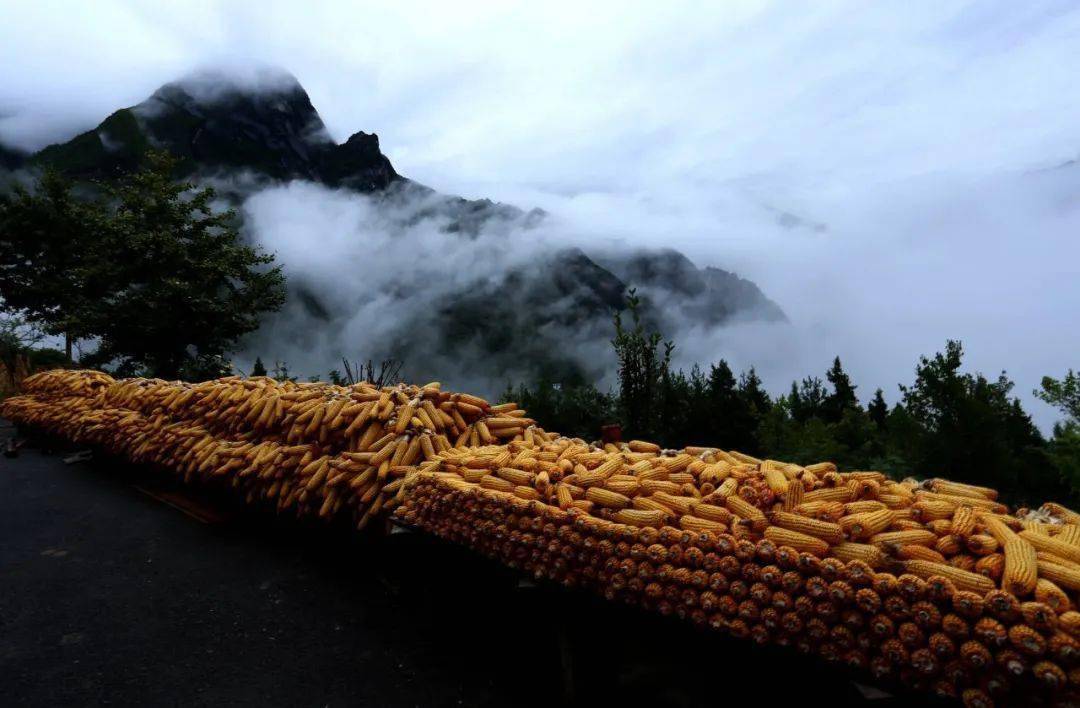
[705,360,742,449]
[868,388,888,429]
[251,356,267,377]
[612,289,671,440]
[824,356,858,423]
[735,367,772,454]
[708,360,737,402]
[790,376,826,423]
[739,367,771,416]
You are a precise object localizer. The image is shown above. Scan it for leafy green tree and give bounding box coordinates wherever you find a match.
[897,340,1055,503]
[84,152,286,378]
[0,169,110,358]
[501,379,615,441]
[755,396,793,459]
[830,406,879,470]
[251,356,268,377]
[612,289,671,440]
[1038,371,1080,496]
[1038,371,1080,423]
[271,360,297,383]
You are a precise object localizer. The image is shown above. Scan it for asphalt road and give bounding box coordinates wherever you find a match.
[0,420,926,707]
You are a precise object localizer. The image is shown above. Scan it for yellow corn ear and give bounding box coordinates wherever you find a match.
[1019,529,1080,565]
[764,526,829,557]
[903,559,996,595]
[1037,559,1080,591]
[1057,525,1080,547]
[612,508,667,527]
[679,515,727,534]
[840,509,894,539]
[965,534,999,556]
[782,479,804,512]
[556,484,574,510]
[803,486,854,504]
[930,478,999,501]
[691,503,733,524]
[631,496,674,515]
[896,544,947,563]
[935,534,963,557]
[652,492,698,515]
[830,542,886,568]
[844,500,887,515]
[1042,502,1080,525]
[951,505,976,537]
[726,495,767,529]
[585,487,631,509]
[763,468,789,494]
[982,514,1038,596]
[871,529,937,548]
[1035,578,1071,612]
[912,499,957,522]
[496,466,536,487]
[769,510,844,544]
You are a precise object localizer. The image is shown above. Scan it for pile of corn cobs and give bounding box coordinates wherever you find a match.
[5,369,1080,707]
[2,369,539,529]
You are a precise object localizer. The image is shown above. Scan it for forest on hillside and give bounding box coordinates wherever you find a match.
[501,294,1080,509]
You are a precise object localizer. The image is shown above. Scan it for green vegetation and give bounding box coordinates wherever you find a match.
[0,152,286,380]
[0,169,111,358]
[503,294,1078,507]
[1038,370,1080,497]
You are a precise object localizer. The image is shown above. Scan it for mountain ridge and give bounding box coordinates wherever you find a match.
[7,69,786,384]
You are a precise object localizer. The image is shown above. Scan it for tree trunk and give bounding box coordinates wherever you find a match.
[64,333,72,363]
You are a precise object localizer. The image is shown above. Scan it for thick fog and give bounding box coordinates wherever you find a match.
[2,1,1079,428]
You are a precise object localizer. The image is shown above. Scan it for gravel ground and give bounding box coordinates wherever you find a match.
[0,420,925,707]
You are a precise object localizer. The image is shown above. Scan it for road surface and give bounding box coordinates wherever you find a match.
[0,420,922,706]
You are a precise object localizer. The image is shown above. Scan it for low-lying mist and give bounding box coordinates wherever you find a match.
[235,156,1080,433]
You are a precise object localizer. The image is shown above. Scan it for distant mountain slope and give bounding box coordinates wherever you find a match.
[597,249,785,325]
[15,69,787,385]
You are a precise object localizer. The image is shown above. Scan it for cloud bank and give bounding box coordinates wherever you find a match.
[2,1,1079,427]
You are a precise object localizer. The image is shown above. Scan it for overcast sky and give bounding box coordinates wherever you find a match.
[2,1,1079,428]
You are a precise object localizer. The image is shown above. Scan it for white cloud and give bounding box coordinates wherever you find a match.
[2,1,1079,428]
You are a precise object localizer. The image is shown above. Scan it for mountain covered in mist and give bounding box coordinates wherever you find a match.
[9,69,785,385]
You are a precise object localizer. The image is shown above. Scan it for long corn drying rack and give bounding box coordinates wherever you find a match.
[4,369,1080,707]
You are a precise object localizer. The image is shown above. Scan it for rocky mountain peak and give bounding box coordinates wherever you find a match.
[31,67,397,190]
